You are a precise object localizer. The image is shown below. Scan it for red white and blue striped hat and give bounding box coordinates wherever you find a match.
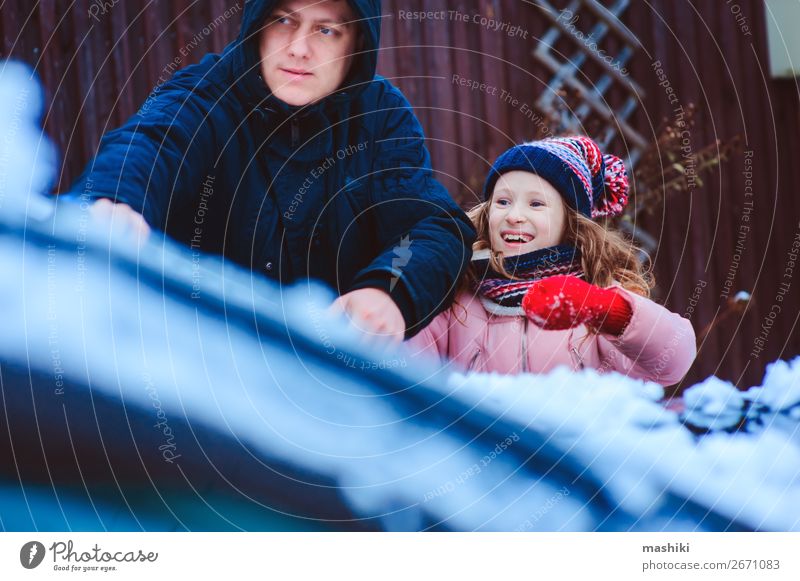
[482,136,629,219]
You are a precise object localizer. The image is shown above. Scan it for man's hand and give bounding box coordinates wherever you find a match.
[330,288,406,344]
[89,198,151,245]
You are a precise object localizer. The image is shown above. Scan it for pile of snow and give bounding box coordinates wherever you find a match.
[446,357,800,530]
[745,357,800,418]
[682,357,800,436]
[682,376,746,430]
[0,60,56,219]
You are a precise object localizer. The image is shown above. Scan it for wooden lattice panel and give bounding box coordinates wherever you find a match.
[533,0,647,167]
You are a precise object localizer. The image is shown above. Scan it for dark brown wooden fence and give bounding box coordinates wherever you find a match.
[2,0,798,388]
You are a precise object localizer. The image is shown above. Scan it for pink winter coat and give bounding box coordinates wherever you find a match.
[406,287,696,386]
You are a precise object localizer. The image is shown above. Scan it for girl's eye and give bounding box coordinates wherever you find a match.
[530,200,544,208]
[495,199,510,206]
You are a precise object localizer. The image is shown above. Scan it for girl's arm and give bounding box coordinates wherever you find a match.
[596,288,696,385]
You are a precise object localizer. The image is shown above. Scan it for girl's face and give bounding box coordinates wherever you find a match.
[488,171,567,256]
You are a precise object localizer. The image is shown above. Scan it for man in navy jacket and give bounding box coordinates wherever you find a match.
[67,0,475,341]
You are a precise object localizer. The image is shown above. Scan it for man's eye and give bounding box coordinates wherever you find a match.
[319,26,337,36]
[274,16,291,25]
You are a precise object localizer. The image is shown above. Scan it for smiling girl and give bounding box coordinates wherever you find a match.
[406,136,696,386]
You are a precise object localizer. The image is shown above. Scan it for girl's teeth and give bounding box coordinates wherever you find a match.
[504,234,530,242]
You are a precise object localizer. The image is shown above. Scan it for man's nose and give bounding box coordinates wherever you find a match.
[288,28,312,59]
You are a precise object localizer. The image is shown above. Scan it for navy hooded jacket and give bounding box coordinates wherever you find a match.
[64,0,475,337]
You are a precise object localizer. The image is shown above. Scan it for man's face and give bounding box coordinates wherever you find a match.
[259,0,359,107]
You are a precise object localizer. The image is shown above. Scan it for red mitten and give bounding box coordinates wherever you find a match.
[521,275,633,335]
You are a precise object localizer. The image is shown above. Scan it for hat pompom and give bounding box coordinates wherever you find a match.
[592,153,629,218]
[572,136,603,175]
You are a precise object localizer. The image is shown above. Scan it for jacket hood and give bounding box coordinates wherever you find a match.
[230,0,381,110]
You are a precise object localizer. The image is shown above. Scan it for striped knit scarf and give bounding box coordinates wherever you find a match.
[473,245,584,316]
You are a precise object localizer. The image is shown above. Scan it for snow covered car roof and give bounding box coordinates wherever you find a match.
[1,60,798,531]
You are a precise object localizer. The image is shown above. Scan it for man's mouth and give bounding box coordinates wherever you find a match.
[501,231,534,244]
[280,67,312,77]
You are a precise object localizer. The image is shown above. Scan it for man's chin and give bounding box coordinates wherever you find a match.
[271,90,316,107]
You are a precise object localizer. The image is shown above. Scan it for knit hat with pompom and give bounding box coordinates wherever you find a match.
[482,136,629,219]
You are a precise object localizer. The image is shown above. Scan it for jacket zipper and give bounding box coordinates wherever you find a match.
[568,329,585,370]
[570,347,585,370]
[521,317,530,373]
[567,329,586,371]
[290,116,300,147]
[467,348,481,372]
